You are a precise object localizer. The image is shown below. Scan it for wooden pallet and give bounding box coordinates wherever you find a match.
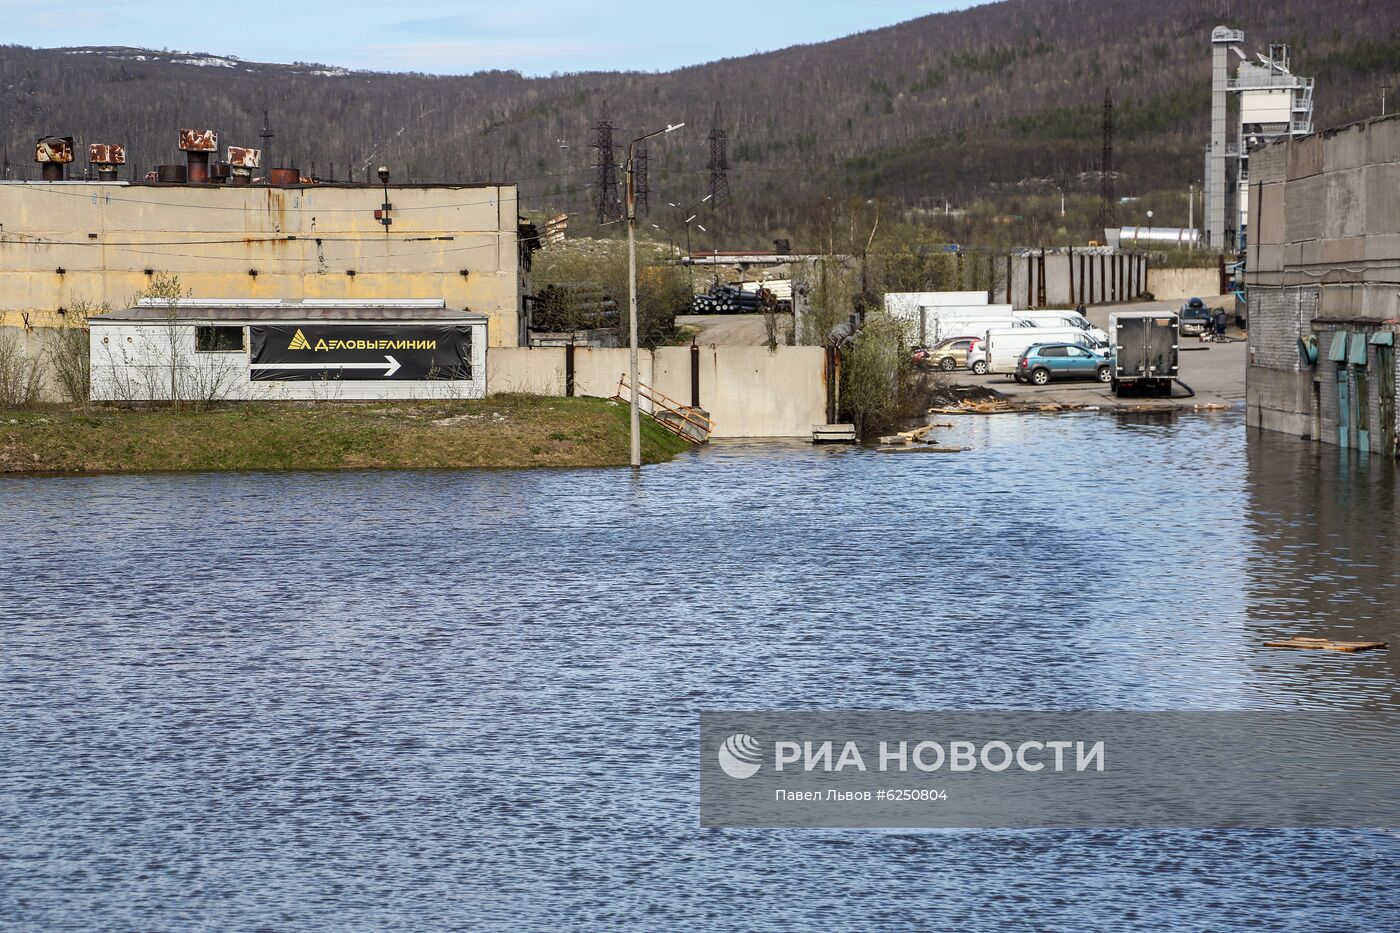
[1264,637,1388,653]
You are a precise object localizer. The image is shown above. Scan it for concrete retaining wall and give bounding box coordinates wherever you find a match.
[487,344,827,438]
[1146,268,1220,302]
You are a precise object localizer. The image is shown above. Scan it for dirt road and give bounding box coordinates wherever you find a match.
[678,313,792,346]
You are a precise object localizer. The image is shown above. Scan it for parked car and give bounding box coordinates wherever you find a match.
[1014,343,1112,386]
[1179,297,1213,336]
[915,336,980,371]
[966,339,988,375]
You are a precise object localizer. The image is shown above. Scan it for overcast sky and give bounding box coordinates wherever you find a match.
[5,1,982,74]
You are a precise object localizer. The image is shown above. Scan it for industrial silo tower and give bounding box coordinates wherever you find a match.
[1203,27,1314,251]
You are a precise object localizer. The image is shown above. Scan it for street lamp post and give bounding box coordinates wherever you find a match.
[668,195,712,293]
[626,122,685,468]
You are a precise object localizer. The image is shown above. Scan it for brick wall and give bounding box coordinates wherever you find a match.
[1248,286,1317,371]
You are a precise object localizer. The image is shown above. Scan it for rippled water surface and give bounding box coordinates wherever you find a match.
[3,411,1398,930]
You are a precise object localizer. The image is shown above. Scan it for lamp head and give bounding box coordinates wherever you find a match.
[377,165,390,185]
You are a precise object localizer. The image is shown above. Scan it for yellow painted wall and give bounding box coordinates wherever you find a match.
[0,181,522,346]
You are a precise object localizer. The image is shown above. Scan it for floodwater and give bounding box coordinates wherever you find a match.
[2,411,1398,931]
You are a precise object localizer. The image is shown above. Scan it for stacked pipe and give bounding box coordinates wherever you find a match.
[691,283,764,314]
[35,136,74,181]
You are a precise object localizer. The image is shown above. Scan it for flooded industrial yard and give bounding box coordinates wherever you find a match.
[2,411,1397,930]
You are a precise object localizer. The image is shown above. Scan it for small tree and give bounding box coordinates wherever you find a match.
[44,297,107,404]
[140,274,189,406]
[840,311,915,438]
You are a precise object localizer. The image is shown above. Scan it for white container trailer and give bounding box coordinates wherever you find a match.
[904,303,1017,345]
[982,326,1098,376]
[884,291,990,319]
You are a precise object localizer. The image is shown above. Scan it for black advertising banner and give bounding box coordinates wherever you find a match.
[249,324,473,381]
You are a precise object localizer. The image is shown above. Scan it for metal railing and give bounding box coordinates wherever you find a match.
[613,375,715,442]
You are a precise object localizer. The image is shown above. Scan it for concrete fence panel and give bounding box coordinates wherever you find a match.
[487,346,566,395]
[1146,268,1221,302]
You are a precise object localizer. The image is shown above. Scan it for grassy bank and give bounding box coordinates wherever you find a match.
[0,395,692,474]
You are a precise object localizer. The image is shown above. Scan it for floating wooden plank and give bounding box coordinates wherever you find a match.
[1264,637,1388,653]
[874,445,969,454]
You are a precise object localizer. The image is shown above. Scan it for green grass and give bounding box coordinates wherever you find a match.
[0,395,692,474]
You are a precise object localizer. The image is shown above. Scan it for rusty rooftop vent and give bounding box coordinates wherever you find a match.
[35,136,74,181]
[178,129,218,152]
[88,144,126,181]
[228,146,261,168]
[89,143,126,165]
[179,129,218,183]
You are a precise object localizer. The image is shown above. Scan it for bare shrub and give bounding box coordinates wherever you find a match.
[44,298,106,404]
[0,328,44,408]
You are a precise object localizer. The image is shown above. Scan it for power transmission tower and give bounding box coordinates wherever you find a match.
[707,102,730,209]
[592,104,621,224]
[1098,88,1116,233]
[633,142,650,216]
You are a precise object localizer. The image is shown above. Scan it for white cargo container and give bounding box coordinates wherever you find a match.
[897,303,1017,344]
[883,291,990,319]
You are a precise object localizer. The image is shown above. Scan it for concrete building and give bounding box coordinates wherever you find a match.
[0,179,526,345]
[1245,113,1400,456]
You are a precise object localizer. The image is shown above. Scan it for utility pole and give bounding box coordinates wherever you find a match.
[1098,88,1117,235]
[259,110,274,182]
[1188,182,1196,242]
[625,122,685,468]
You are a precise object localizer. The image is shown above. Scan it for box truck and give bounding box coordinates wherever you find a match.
[1109,311,1179,396]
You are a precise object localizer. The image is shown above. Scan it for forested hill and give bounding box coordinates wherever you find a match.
[1,0,1395,239]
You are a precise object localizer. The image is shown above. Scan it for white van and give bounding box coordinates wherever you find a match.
[1013,310,1108,344]
[976,326,1100,376]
